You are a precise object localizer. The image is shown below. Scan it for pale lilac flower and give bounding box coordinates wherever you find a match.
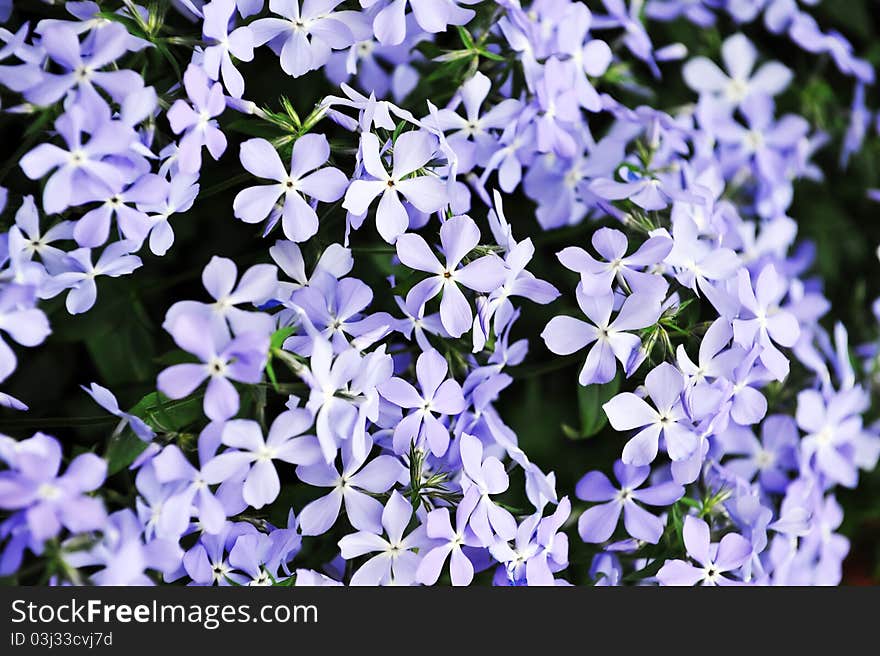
[460,433,516,545]
[378,348,465,456]
[797,388,867,488]
[718,415,798,493]
[338,490,427,585]
[343,131,449,242]
[202,410,322,509]
[65,509,182,585]
[576,461,683,544]
[51,241,143,314]
[296,436,404,535]
[140,173,200,256]
[603,362,698,465]
[370,0,476,46]
[164,256,277,338]
[555,3,613,111]
[26,23,144,106]
[82,382,155,442]
[732,264,800,381]
[542,289,661,385]
[19,107,138,215]
[683,32,792,106]
[646,0,716,27]
[557,227,672,297]
[250,0,369,78]
[657,515,751,586]
[11,195,73,273]
[157,312,269,422]
[0,432,106,542]
[201,0,254,98]
[395,215,506,338]
[150,444,228,536]
[490,498,571,586]
[73,173,170,248]
[425,71,521,173]
[166,64,227,174]
[415,486,482,586]
[234,135,348,242]
[0,285,51,383]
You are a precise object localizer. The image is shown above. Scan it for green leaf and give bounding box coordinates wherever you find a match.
[105,391,205,474]
[131,391,204,433]
[456,26,476,50]
[270,326,297,351]
[105,429,149,476]
[568,375,620,440]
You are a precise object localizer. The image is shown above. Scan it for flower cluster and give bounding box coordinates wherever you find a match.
[0,0,878,587]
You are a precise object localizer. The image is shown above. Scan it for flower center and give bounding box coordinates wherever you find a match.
[207,357,227,377]
[37,482,61,500]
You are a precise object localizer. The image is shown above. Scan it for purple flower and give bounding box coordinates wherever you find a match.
[656,515,751,586]
[395,215,506,338]
[576,461,683,544]
[338,490,427,585]
[19,107,138,215]
[732,264,800,381]
[343,130,449,242]
[303,338,385,462]
[663,216,740,316]
[590,167,696,212]
[557,227,672,297]
[234,135,348,242]
[490,498,571,586]
[603,362,698,465]
[646,0,716,27]
[82,382,155,442]
[0,285,51,383]
[165,255,277,338]
[10,195,73,274]
[73,173,170,248]
[719,415,798,493]
[139,173,199,256]
[228,532,287,585]
[250,0,369,78]
[715,95,810,185]
[296,435,404,535]
[26,22,144,106]
[65,509,182,585]
[425,71,521,173]
[167,64,227,174]
[555,3,613,111]
[593,0,663,77]
[285,275,393,355]
[542,289,661,385]
[370,0,476,46]
[51,241,143,314]
[415,486,483,586]
[378,348,466,456]
[203,410,322,509]
[533,57,581,157]
[181,523,257,585]
[797,388,867,488]
[157,311,269,422]
[683,32,792,106]
[788,12,874,84]
[150,444,229,536]
[201,0,255,98]
[271,240,353,297]
[0,433,106,542]
[393,293,445,352]
[460,433,516,545]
